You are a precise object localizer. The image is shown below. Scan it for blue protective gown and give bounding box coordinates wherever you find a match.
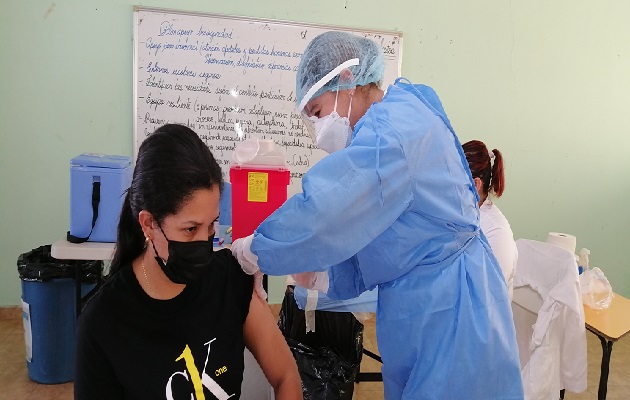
[251,79,524,399]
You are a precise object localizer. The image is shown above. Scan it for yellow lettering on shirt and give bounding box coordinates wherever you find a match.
[176,345,205,400]
[215,366,228,376]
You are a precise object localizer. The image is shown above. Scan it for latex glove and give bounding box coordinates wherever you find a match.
[252,270,268,301]
[231,234,259,275]
[291,271,329,293]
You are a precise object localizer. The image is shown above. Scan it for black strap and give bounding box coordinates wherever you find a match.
[67,181,101,243]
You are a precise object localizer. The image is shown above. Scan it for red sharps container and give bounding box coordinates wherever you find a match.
[230,139,290,241]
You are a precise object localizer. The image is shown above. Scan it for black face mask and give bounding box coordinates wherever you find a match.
[152,226,214,285]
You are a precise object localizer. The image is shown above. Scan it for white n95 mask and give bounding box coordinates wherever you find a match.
[312,113,352,153]
[312,91,354,154]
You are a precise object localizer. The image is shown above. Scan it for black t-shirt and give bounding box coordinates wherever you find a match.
[75,249,254,400]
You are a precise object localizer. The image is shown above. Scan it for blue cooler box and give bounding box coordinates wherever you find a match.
[69,154,132,242]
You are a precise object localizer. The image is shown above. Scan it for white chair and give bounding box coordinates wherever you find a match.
[241,348,275,400]
[511,239,587,400]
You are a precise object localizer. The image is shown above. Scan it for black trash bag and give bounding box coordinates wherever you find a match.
[278,286,363,400]
[17,245,103,283]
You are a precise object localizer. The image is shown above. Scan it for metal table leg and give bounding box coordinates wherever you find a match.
[356,348,383,383]
[597,335,614,400]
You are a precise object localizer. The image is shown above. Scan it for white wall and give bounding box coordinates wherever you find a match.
[1,0,628,305]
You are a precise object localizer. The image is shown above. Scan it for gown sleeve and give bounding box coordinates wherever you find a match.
[324,256,370,300]
[251,113,413,281]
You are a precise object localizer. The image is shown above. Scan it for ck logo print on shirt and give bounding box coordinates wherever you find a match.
[166,338,234,400]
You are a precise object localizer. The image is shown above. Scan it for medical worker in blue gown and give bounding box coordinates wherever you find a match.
[232,31,524,400]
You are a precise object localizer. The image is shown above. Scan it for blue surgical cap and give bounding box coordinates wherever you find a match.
[296,31,386,109]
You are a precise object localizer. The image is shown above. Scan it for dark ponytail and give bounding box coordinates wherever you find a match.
[109,192,145,275]
[462,140,506,198]
[489,148,505,197]
[108,124,223,276]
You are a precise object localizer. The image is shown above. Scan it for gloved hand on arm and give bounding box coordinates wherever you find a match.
[231,234,267,300]
[291,271,329,293]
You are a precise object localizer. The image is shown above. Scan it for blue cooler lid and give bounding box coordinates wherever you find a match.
[71,153,132,169]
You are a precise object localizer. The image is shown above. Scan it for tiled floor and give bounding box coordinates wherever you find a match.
[1,305,629,399]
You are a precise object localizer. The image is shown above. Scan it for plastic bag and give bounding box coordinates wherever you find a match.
[278,286,363,400]
[17,245,102,283]
[579,267,613,310]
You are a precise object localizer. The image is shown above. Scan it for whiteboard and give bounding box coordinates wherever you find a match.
[134,7,402,196]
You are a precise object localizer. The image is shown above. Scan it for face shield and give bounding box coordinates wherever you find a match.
[297,58,360,143]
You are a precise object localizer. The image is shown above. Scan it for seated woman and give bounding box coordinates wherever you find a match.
[75,124,302,400]
[463,139,518,299]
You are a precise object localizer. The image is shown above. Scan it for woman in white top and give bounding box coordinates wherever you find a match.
[463,140,518,299]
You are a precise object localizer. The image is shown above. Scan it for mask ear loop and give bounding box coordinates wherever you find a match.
[157,224,170,242]
[151,239,167,265]
[347,92,353,122]
[337,69,355,122]
[345,92,354,146]
[335,80,355,146]
[152,224,169,264]
[332,81,353,117]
